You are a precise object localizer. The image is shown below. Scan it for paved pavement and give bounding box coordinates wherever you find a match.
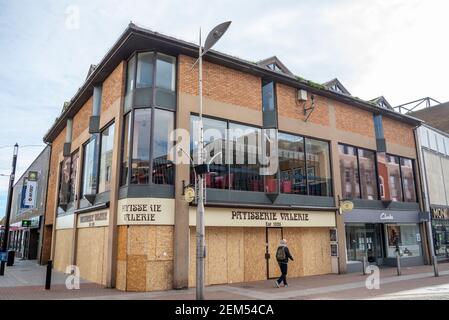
[1,259,449,300]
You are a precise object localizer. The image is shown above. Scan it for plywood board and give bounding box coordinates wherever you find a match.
[283,228,303,277]
[146,260,173,291]
[155,226,174,261]
[206,227,228,285]
[226,227,244,284]
[146,226,157,261]
[76,227,106,284]
[243,227,267,282]
[53,229,74,273]
[127,225,148,256]
[126,255,147,291]
[188,227,196,287]
[301,228,331,276]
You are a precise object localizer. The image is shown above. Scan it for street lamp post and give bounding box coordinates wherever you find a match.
[0,143,19,276]
[194,21,231,300]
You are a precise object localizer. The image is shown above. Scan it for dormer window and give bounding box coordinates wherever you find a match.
[371,96,394,111]
[257,56,293,76]
[322,78,351,95]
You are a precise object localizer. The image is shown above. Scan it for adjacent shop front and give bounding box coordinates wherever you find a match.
[431,206,449,260]
[344,209,427,272]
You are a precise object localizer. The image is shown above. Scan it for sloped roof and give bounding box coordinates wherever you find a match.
[370,96,394,111]
[322,78,351,95]
[256,56,293,76]
[409,101,449,134]
[43,22,422,142]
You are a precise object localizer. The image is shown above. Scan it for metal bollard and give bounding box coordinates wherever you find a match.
[396,254,401,276]
[362,256,367,275]
[45,260,52,290]
[433,255,439,277]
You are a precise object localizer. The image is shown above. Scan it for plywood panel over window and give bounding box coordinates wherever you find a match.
[424,150,447,206]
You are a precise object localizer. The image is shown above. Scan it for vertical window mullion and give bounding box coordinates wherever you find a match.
[128,110,135,185]
[149,53,158,185]
[304,138,308,195]
[356,147,362,199]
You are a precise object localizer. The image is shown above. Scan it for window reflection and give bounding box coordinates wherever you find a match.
[306,138,332,196]
[279,133,306,194]
[136,52,154,89]
[121,113,131,186]
[359,149,378,200]
[339,145,360,199]
[131,109,151,184]
[152,109,174,185]
[82,136,99,196]
[400,158,416,202]
[98,123,115,193]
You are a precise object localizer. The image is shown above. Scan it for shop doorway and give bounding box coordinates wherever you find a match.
[265,227,283,279]
[346,224,384,265]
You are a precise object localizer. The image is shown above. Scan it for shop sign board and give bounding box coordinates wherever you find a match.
[77,210,109,228]
[117,198,175,225]
[189,207,336,228]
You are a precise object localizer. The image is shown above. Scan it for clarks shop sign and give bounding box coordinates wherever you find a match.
[189,207,336,228]
[431,207,449,220]
[117,198,175,225]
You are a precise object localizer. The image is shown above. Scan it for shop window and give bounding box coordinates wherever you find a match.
[338,145,360,199]
[229,123,263,192]
[279,133,306,195]
[98,123,115,193]
[120,113,131,186]
[131,109,151,184]
[306,138,332,196]
[400,158,416,202]
[152,109,174,185]
[81,135,99,197]
[386,224,422,258]
[190,115,228,189]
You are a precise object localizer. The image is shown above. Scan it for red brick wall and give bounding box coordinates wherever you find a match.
[334,101,375,138]
[383,116,416,148]
[178,55,262,111]
[102,61,125,115]
[73,97,92,140]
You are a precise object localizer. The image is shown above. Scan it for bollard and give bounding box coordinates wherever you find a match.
[362,256,367,275]
[396,254,401,276]
[45,260,52,290]
[433,255,439,277]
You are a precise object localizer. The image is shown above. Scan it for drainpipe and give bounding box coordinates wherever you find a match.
[413,126,437,271]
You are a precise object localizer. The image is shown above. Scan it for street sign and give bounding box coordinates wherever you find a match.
[21,220,31,228]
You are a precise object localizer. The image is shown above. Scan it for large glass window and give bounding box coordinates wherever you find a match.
[136,52,154,89]
[229,123,263,192]
[400,158,416,202]
[386,224,422,258]
[262,81,275,112]
[82,136,99,196]
[279,133,306,194]
[121,113,131,186]
[58,157,71,208]
[68,151,79,206]
[131,109,151,184]
[386,155,402,202]
[155,54,176,108]
[306,138,332,196]
[190,115,228,189]
[152,109,174,185]
[359,149,378,200]
[98,123,115,193]
[124,55,136,112]
[339,145,360,199]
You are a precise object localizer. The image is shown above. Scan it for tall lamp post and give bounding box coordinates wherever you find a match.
[0,143,19,276]
[193,21,231,300]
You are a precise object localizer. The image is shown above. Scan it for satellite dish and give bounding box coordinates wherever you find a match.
[202,21,232,55]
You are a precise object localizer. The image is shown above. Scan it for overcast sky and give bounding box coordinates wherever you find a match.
[1,0,449,218]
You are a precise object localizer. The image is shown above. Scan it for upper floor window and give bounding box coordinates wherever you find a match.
[262,80,277,128]
[339,144,378,200]
[98,123,115,193]
[82,136,99,197]
[124,52,176,112]
[57,150,79,213]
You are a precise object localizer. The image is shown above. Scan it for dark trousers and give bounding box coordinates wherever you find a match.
[277,262,288,285]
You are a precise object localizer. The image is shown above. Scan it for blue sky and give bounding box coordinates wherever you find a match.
[1,0,449,218]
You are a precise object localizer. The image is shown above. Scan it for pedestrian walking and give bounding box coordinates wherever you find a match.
[275,239,294,288]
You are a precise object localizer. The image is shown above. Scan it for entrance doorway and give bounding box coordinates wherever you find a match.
[346,224,384,265]
[265,227,283,279]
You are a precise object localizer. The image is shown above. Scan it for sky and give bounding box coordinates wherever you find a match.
[1,0,449,218]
